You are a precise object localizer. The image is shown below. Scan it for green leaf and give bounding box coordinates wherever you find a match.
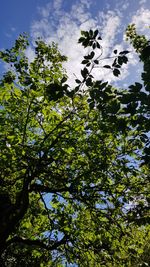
[129,82,142,92]
[81,59,89,64]
[75,79,82,84]
[122,55,128,63]
[92,43,96,49]
[61,76,67,83]
[86,78,93,87]
[94,60,99,64]
[81,67,89,78]
[93,29,99,38]
[119,50,129,55]
[118,56,123,65]
[89,29,93,37]
[96,42,101,49]
[113,68,120,76]
[1,26,150,267]
[90,51,95,59]
[78,37,85,43]
[103,65,111,69]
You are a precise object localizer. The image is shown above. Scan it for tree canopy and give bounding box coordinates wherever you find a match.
[0,25,150,266]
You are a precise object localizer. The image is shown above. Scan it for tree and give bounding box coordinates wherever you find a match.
[0,26,149,266]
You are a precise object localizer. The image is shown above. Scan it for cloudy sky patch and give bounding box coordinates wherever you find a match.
[1,0,150,86]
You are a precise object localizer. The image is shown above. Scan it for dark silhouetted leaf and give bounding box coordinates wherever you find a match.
[75,79,82,84]
[113,68,120,76]
[103,65,111,69]
[119,50,129,55]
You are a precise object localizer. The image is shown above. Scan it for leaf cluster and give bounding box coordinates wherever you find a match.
[0,27,150,267]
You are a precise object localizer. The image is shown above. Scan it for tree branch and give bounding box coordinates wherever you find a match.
[6,235,67,251]
[30,183,70,194]
[40,111,74,147]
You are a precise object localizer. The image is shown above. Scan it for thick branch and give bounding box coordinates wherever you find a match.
[6,235,67,251]
[30,183,70,194]
[0,170,31,255]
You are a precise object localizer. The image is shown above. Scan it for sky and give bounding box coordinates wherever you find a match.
[1,0,150,87]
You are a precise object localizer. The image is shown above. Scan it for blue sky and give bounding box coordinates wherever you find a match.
[1,0,150,86]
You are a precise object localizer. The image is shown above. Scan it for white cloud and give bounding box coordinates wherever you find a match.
[11,27,16,32]
[122,2,129,10]
[37,2,52,18]
[30,0,150,87]
[99,11,121,55]
[114,0,130,16]
[131,7,150,35]
[5,26,17,38]
[139,0,147,5]
[53,0,62,11]
[31,1,125,85]
[25,46,35,63]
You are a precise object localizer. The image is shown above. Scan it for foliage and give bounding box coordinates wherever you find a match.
[0,27,150,266]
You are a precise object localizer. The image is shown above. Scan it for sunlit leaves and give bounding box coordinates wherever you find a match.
[0,26,150,267]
